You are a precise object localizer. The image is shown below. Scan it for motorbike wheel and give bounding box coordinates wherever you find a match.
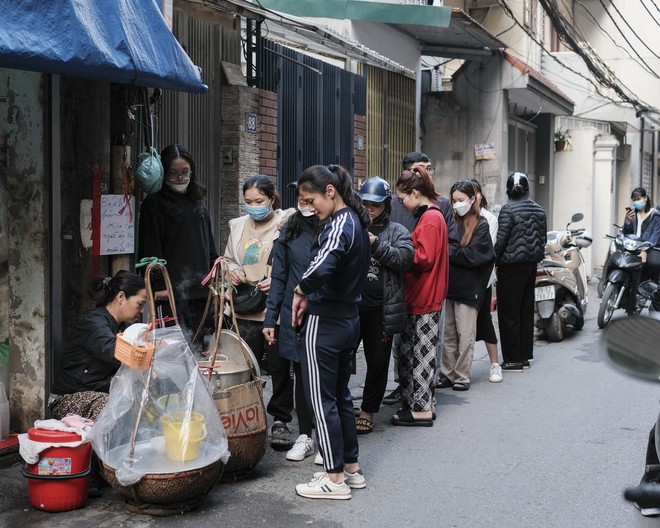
[598,282,620,329]
[597,276,606,298]
[573,317,585,331]
[544,313,564,342]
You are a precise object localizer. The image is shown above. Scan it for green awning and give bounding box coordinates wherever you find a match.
[253,0,452,28]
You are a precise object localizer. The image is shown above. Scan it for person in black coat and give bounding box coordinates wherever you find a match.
[438,180,494,391]
[138,144,218,345]
[262,202,318,461]
[50,271,146,421]
[354,177,413,433]
[494,173,547,372]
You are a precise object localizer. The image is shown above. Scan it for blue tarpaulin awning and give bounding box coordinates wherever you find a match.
[0,0,208,93]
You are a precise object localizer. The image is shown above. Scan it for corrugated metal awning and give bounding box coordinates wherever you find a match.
[388,8,506,60]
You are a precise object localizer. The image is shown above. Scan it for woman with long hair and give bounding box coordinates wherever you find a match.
[291,164,370,500]
[138,144,217,345]
[437,180,494,391]
[391,167,448,427]
[224,175,295,451]
[262,189,318,461]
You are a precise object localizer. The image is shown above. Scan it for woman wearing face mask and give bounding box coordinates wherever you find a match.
[623,187,660,281]
[224,175,295,451]
[354,177,413,434]
[262,188,318,461]
[138,144,218,345]
[437,180,494,391]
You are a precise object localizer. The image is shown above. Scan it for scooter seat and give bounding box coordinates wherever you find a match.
[539,260,567,269]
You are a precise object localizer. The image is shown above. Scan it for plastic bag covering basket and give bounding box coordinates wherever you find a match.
[114,333,155,370]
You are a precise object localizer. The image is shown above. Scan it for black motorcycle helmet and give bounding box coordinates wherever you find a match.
[359,177,391,203]
[506,172,530,199]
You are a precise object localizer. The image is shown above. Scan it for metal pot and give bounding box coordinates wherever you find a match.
[198,355,251,390]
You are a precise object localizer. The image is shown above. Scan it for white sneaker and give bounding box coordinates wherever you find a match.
[489,363,503,383]
[344,469,366,489]
[286,434,315,461]
[296,472,351,500]
[314,452,324,466]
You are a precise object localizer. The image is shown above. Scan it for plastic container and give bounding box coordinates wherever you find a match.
[0,382,8,441]
[161,411,208,462]
[21,428,91,512]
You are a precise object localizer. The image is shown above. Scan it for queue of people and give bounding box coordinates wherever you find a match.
[52,143,553,501]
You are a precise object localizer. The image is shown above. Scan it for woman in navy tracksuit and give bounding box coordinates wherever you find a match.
[292,164,371,500]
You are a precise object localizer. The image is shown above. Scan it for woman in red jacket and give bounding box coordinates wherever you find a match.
[391,168,449,427]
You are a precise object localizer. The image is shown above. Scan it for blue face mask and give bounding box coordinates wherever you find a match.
[633,199,646,211]
[245,203,272,221]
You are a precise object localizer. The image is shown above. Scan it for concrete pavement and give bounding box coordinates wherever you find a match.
[1,282,659,527]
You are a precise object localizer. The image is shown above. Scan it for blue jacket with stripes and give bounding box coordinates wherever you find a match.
[299,207,370,318]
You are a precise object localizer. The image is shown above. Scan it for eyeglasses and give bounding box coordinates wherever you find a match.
[166,170,192,181]
[397,194,408,205]
[425,165,435,174]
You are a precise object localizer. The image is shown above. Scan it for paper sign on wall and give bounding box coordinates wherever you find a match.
[99,195,135,255]
[475,143,496,160]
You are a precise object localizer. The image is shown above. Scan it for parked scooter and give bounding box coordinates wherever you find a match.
[534,213,592,342]
[603,314,660,514]
[597,226,653,329]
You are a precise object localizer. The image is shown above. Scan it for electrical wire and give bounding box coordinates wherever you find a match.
[638,0,660,30]
[521,0,660,114]
[575,0,657,77]
[604,0,660,61]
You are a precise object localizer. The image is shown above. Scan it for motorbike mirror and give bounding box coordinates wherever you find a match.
[604,316,660,382]
[570,213,584,223]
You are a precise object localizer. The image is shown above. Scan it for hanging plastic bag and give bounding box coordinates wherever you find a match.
[134,147,163,194]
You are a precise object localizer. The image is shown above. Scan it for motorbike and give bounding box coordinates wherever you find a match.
[534,213,592,342]
[597,226,653,329]
[604,313,660,514]
[638,279,660,312]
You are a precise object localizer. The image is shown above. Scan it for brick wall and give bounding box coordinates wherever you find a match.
[259,89,278,184]
[354,114,367,190]
[218,85,261,248]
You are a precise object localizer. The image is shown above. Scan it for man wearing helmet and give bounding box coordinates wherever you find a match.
[494,172,547,372]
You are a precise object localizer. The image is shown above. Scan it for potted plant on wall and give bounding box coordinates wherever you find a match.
[554,129,572,152]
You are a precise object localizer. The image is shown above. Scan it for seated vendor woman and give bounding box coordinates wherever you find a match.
[50,271,147,423]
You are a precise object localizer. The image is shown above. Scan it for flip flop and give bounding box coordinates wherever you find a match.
[452,382,470,392]
[356,417,373,434]
[390,409,433,427]
[436,378,453,389]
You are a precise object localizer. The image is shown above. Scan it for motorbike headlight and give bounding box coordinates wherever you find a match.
[623,239,638,251]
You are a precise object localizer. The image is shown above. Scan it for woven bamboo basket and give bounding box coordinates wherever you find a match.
[101,458,224,505]
[224,425,267,474]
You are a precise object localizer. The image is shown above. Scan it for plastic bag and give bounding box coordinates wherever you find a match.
[134,147,163,194]
[89,325,229,486]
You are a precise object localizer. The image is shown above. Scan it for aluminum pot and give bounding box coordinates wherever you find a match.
[198,355,251,390]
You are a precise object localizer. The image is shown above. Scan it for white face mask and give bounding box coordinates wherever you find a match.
[453,201,472,217]
[166,181,190,194]
[298,204,315,217]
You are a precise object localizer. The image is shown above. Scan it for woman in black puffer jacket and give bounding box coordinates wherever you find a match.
[494,173,547,372]
[354,177,414,434]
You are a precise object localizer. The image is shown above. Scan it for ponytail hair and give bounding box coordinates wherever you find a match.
[395,167,439,201]
[90,270,145,308]
[298,164,371,228]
